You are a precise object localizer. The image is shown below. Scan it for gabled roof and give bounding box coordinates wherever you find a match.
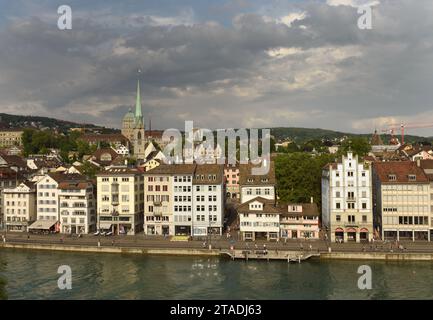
[237,196,280,214]
[279,202,319,217]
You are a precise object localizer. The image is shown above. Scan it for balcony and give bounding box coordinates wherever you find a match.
[346,197,356,202]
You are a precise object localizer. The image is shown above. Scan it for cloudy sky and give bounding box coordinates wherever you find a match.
[1,0,433,135]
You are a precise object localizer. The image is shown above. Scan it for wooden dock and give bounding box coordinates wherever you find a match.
[221,249,320,263]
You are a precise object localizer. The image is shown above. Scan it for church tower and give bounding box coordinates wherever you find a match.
[122,77,146,160]
[132,79,146,159]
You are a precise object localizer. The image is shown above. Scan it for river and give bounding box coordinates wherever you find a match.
[1,248,433,299]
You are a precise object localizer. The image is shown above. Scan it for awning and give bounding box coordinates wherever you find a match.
[28,220,57,230]
[99,222,112,230]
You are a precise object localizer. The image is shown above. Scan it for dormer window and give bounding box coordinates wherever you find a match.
[247,178,254,182]
[388,174,397,181]
[261,178,269,183]
[408,174,416,181]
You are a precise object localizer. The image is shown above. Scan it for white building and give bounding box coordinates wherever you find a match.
[322,151,374,242]
[239,162,275,204]
[238,197,280,241]
[192,164,225,237]
[96,168,144,235]
[3,182,37,232]
[58,179,96,234]
[172,165,195,236]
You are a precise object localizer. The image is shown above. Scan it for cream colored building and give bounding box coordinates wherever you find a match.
[0,129,23,147]
[374,161,431,241]
[59,179,96,234]
[96,168,144,235]
[3,182,37,232]
[322,151,374,243]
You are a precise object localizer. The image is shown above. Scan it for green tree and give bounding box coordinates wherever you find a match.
[340,137,371,156]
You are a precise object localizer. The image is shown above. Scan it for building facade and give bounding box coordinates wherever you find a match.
[239,162,276,204]
[280,201,320,240]
[96,168,144,235]
[238,197,280,241]
[322,151,374,242]
[192,165,225,237]
[3,182,36,232]
[374,161,431,241]
[59,179,96,234]
[224,163,240,199]
[0,129,23,147]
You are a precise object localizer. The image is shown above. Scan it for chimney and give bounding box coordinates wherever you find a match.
[310,196,314,204]
[417,159,421,167]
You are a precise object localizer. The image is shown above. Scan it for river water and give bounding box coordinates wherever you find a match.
[1,248,433,299]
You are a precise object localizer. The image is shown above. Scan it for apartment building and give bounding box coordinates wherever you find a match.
[0,129,23,147]
[3,181,36,232]
[420,160,433,239]
[374,161,431,241]
[322,151,373,242]
[192,164,225,237]
[0,167,21,229]
[279,201,320,239]
[239,161,275,204]
[96,168,144,235]
[59,179,96,234]
[143,165,173,235]
[238,197,280,241]
[30,173,81,233]
[172,165,195,236]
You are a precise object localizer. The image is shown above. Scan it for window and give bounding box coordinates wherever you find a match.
[362,203,367,209]
[336,202,341,209]
[336,215,341,222]
[388,174,397,181]
[408,175,416,181]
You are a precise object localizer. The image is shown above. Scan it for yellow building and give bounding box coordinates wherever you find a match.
[0,129,23,147]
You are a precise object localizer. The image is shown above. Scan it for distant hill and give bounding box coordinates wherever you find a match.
[0,113,119,134]
[270,127,431,144]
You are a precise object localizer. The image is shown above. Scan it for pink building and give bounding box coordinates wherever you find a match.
[279,201,320,239]
[224,163,239,199]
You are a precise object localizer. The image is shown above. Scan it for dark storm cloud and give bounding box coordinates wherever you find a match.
[0,0,433,134]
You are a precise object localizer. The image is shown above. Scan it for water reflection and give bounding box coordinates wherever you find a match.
[2,249,433,300]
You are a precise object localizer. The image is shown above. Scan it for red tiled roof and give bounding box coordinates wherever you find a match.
[374,161,428,183]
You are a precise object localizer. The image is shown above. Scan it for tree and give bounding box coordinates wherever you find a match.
[275,152,335,209]
[340,137,371,156]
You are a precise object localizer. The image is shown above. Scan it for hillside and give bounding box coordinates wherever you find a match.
[0,113,118,134]
[270,127,430,144]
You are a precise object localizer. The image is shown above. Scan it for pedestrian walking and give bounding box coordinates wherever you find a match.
[98,240,101,247]
[309,244,312,251]
[111,240,115,246]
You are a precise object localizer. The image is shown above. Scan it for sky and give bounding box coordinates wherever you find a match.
[1,0,433,135]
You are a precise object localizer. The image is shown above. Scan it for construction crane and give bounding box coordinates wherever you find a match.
[384,122,433,145]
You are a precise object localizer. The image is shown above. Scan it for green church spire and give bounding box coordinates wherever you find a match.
[135,79,143,119]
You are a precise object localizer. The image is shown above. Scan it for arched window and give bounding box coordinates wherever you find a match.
[137,132,142,141]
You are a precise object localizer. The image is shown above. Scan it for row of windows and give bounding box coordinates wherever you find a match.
[174,206,191,212]
[335,215,368,223]
[242,213,276,218]
[196,195,218,202]
[174,176,192,182]
[38,184,57,189]
[6,217,27,222]
[38,208,57,212]
[147,195,170,202]
[382,195,428,203]
[174,196,191,202]
[101,177,132,182]
[174,186,192,193]
[197,215,218,222]
[174,215,192,222]
[335,202,368,210]
[148,185,168,192]
[146,216,169,222]
[245,188,271,195]
[241,222,279,227]
[383,206,430,213]
[6,201,29,206]
[196,205,218,212]
[38,192,56,197]
[382,216,429,226]
[5,209,27,215]
[62,218,86,224]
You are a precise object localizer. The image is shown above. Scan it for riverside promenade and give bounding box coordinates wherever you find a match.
[2,232,433,261]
